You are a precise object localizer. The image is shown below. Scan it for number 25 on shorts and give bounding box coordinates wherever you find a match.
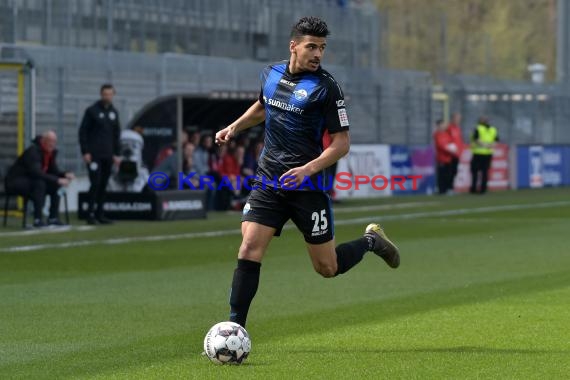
[311,209,328,233]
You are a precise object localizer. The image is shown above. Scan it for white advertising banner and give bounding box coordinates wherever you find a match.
[334,144,392,199]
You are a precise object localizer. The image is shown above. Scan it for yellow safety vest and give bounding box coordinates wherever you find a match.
[471,124,497,155]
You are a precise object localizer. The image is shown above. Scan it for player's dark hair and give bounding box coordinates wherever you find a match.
[290,17,330,40]
[436,119,443,125]
[100,83,115,93]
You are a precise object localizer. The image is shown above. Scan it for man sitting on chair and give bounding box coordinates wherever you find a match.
[5,130,74,227]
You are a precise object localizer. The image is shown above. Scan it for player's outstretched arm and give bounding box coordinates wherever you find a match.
[280,131,350,187]
[215,100,265,145]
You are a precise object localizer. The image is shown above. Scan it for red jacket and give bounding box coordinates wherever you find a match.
[433,130,454,164]
[446,123,463,157]
[220,153,240,177]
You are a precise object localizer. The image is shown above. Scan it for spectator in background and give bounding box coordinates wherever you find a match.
[188,130,200,147]
[182,143,199,188]
[207,144,224,210]
[234,146,246,179]
[181,142,196,174]
[79,83,121,225]
[193,134,216,209]
[446,112,463,193]
[6,131,74,227]
[433,119,457,195]
[216,145,245,210]
[227,138,237,152]
[194,134,213,176]
[154,130,188,168]
[242,140,264,177]
[209,144,224,180]
[233,145,247,209]
[236,135,251,152]
[155,142,198,188]
[220,146,242,195]
[470,116,499,194]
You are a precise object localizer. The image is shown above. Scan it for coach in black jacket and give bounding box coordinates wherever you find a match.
[6,131,74,227]
[79,84,121,225]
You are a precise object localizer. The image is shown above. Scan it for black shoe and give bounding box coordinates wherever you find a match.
[47,218,66,226]
[86,214,98,225]
[364,223,400,268]
[33,219,47,228]
[96,216,113,224]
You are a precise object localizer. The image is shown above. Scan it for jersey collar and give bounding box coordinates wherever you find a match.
[285,61,322,79]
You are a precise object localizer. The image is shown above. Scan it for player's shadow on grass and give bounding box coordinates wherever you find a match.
[290,346,570,355]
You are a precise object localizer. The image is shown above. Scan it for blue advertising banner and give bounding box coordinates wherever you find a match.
[563,146,570,186]
[516,145,570,188]
[390,145,435,195]
[542,146,565,187]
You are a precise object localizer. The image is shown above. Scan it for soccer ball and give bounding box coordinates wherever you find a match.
[203,321,251,365]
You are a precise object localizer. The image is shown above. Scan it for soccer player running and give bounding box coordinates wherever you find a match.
[215,17,400,328]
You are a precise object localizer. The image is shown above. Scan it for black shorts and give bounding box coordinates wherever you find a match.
[241,186,334,244]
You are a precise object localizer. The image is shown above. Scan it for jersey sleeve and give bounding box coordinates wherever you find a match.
[258,66,271,105]
[324,78,349,134]
[258,86,264,104]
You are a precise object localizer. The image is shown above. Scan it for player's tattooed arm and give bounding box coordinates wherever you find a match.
[280,131,350,187]
[215,100,265,145]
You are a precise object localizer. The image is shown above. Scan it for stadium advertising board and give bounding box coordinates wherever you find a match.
[487,143,509,190]
[516,145,570,188]
[390,145,435,195]
[335,145,391,198]
[78,190,207,220]
[454,143,510,192]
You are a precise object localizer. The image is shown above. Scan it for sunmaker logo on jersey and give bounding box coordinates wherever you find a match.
[264,96,304,115]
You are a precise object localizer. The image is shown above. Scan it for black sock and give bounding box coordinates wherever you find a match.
[229,259,261,328]
[335,237,369,275]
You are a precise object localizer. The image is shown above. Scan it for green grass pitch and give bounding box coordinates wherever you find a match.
[1,188,569,379]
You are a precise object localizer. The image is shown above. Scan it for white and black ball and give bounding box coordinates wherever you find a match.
[203,322,251,365]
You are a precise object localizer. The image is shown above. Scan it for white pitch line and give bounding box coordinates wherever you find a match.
[0,225,95,237]
[1,229,242,253]
[333,200,570,225]
[1,201,569,253]
[333,201,440,214]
